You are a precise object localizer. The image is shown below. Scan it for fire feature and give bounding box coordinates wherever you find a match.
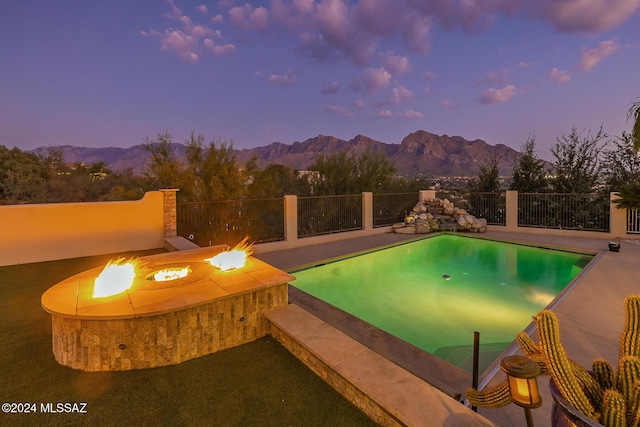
[41,244,294,371]
[204,237,254,272]
[92,258,138,298]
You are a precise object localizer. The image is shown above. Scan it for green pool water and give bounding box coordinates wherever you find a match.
[291,234,593,373]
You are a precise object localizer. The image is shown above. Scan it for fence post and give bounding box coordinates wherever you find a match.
[160,189,179,238]
[610,192,627,238]
[283,195,298,244]
[505,191,518,231]
[419,189,436,201]
[362,192,373,231]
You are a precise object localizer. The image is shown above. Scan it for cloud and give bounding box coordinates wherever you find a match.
[411,0,520,32]
[323,105,354,116]
[379,51,412,76]
[577,40,619,72]
[398,110,423,119]
[442,99,453,108]
[321,81,341,94]
[549,67,571,83]
[229,4,269,31]
[196,5,208,14]
[476,68,510,87]
[146,0,233,62]
[267,70,297,87]
[270,0,316,31]
[357,67,391,95]
[354,99,365,109]
[378,110,392,117]
[535,0,640,33]
[203,39,236,56]
[211,14,224,24]
[156,29,200,63]
[478,85,517,104]
[390,85,413,105]
[421,72,436,83]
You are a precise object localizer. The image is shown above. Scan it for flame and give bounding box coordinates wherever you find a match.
[93,258,139,298]
[204,237,254,272]
[152,266,191,282]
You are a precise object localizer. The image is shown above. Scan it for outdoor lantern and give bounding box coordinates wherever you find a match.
[501,355,542,427]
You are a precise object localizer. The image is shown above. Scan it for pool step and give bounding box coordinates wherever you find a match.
[266,304,496,427]
[433,342,513,374]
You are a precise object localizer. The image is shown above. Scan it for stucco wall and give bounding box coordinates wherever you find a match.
[0,191,166,266]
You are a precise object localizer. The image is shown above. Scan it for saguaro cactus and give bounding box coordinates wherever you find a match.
[466,296,640,427]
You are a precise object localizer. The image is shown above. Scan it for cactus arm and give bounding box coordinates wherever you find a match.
[601,389,626,427]
[571,362,603,412]
[465,381,512,408]
[536,310,596,419]
[516,331,541,356]
[621,296,640,360]
[618,356,640,413]
[593,358,617,391]
[629,381,640,427]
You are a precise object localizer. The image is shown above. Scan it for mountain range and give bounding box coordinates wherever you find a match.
[34,130,520,177]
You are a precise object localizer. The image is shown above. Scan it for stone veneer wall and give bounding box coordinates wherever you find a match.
[51,283,287,371]
[269,324,403,427]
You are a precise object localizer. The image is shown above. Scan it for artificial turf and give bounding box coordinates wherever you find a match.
[0,250,378,426]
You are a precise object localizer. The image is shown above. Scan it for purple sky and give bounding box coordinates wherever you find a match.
[1,0,639,160]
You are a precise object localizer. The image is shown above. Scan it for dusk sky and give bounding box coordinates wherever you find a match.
[2,0,639,160]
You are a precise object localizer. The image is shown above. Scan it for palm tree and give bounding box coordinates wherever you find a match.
[628,97,640,153]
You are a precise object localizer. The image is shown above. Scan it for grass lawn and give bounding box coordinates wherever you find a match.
[0,250,378,426]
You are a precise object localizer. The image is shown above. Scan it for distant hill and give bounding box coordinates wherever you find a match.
[31,130,520,176]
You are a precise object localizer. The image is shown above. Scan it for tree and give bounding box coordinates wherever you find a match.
[469,156,501,193]
[183,132,247,201]
[628,97,640,152]
[144,131,249,202]
[143,131,187,192]
[613,184,640,210]
[0,146,48,203]
[509,134,548,193]
[601,132,640,192]
[308,149,396,195]
[247,163,311,198]
[550,126,604,193]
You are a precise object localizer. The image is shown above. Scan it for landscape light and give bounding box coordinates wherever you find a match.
[500,355,541,427]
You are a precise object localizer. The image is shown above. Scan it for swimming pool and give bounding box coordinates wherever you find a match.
[291,234,593,374]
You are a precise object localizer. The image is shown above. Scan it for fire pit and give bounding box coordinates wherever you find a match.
[41,245,294,371]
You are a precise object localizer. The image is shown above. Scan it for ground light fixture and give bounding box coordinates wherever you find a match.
[500,355,542,427]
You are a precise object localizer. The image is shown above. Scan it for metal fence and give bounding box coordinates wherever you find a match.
[435,191,506,225]
[177,198,285,247]
[373,192,417,227]
[628,208,640,234]
[518,193,610,232]
[297,194,362,237]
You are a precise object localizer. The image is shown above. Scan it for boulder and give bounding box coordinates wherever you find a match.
[393,197,487,235]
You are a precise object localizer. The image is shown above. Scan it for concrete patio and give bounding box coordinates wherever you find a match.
[254,231,640,427]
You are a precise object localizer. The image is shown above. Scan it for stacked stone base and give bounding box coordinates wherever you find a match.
[50,284,287,371]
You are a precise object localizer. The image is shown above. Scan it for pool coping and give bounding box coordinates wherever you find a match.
[286,232,601,391]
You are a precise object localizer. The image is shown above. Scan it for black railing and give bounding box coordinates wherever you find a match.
[177,198,285,247]
[297,194,362,237]
[629,209,640,234]
[518,193,610,232]
[373,192,417,227]
[436,191,506,225]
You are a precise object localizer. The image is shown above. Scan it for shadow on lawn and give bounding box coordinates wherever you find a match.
[0,250,377,427]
